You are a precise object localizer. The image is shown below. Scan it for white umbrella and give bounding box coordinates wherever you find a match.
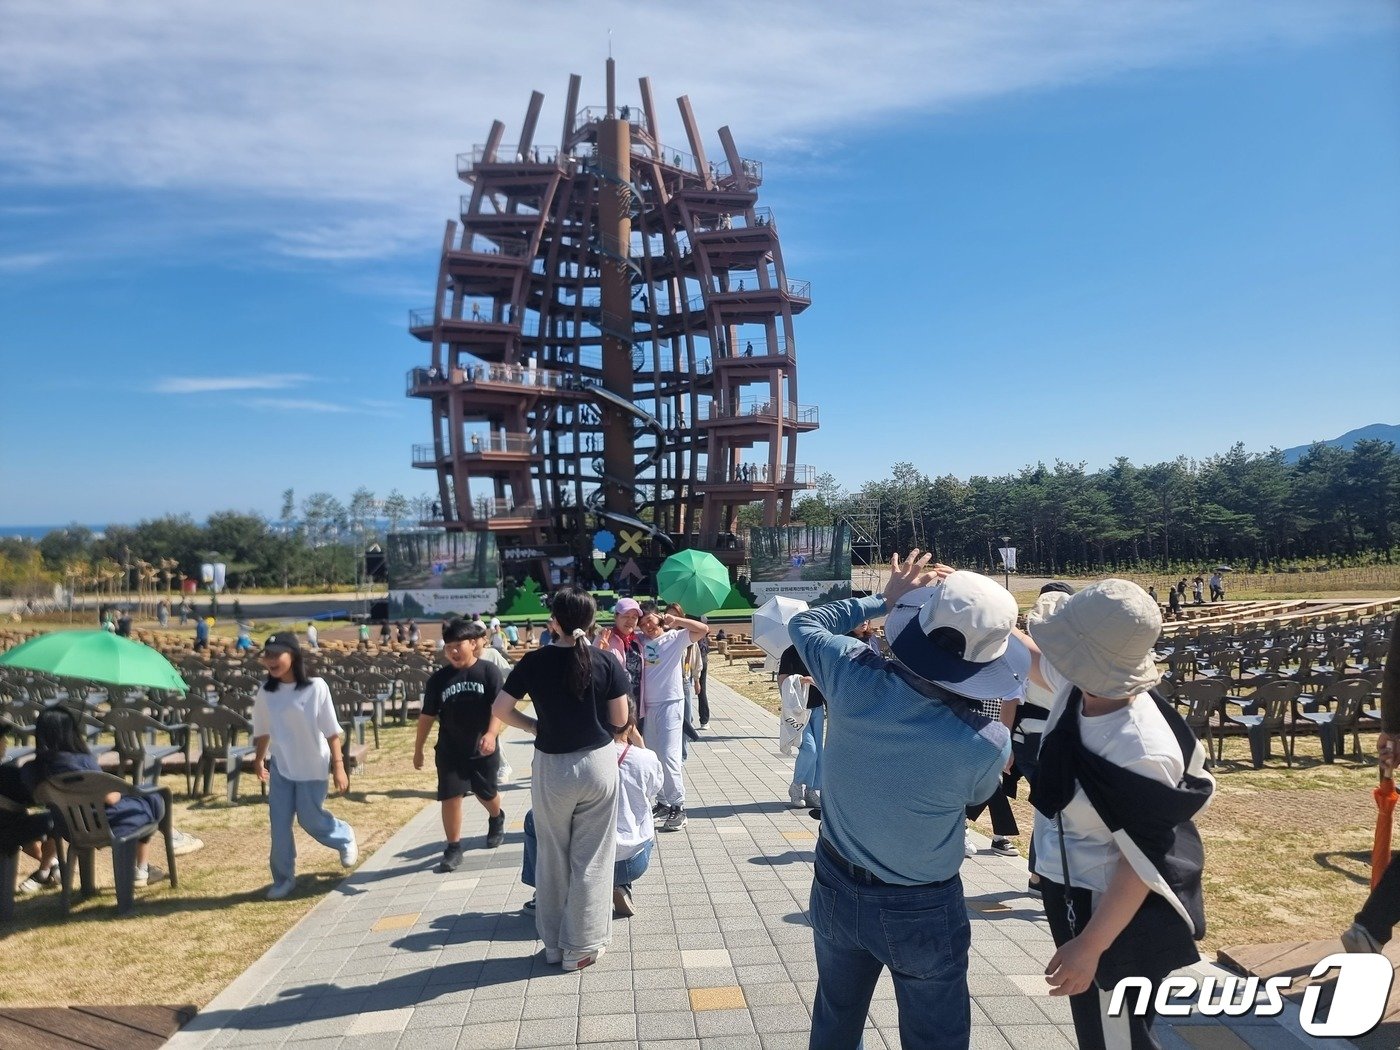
[751,595,810,658]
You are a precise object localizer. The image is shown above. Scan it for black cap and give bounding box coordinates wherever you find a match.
[263,631,302,655]
[1039,581,1075,596]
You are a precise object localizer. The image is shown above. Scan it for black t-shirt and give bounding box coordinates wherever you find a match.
[502,644,629,755]
[778,645,825,709]
[423,660,504,763]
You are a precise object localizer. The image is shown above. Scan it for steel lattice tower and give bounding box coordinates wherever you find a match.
[407,62,817,577]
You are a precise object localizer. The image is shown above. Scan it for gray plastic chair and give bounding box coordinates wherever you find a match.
[33,769,176,916]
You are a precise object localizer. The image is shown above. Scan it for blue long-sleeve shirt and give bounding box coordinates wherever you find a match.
[790,595,1011,885]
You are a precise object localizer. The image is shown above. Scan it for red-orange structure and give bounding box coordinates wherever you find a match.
[407,62,817,579]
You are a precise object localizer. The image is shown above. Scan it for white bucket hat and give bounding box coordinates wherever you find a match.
[1029,578,1162,698]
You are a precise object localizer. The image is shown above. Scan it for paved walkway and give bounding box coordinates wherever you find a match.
[166,680,1335,1050]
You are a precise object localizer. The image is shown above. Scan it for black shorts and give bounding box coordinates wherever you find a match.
[436,751,500,802]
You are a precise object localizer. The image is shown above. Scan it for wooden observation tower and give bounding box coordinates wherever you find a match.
[406,62,817,581]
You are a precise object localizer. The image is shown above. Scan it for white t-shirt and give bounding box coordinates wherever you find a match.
[251,677,342,782]
[1033,661,1184,895]
[615,741,663,860]
[640,629,689,704]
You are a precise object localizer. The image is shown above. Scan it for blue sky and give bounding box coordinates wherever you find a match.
[2,0,1398,525]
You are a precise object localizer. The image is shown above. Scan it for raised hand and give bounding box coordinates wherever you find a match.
[884,549,939,607]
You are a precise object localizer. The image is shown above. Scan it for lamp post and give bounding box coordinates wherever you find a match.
[999,535,1011,591]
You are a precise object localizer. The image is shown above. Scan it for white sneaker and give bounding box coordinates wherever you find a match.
[171,830,205,856]
[1341,921,1382,954]
[804,788,822,809]
[339,833,359,868]
[788,783,807,808]
[266,879,296,900]
[965,834,977,858]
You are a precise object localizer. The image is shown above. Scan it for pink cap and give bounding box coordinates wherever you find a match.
[614,598,641,615]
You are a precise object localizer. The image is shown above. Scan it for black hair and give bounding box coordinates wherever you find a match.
[264,647,310,691]
[442,617,484,644]
[638,600,659,616]
[550,587,597,699]
[34,705,89,755]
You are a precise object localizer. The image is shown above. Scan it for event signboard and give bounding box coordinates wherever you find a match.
[386,530,500,620]
[748,523,853,606]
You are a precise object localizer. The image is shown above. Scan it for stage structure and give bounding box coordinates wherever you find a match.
[407,61,818,585]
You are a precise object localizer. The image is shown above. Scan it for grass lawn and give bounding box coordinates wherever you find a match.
[707,659,1385,955]
[2,721,438,1008]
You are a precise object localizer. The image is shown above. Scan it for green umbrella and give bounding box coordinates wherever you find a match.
[656,550,731,615]
[0,631,188,692]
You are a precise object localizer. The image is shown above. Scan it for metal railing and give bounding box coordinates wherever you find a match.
[457,144,562,174]
[463,433,535,455]
[711,336,794,360]
[700,399,819,425]
[409,308,435,330]
[450,362,572,391]
[701,464,816,486]
[473,498,542,520]
[410,444,444,467]
[455,235,530,258]
[695,207,775,234]
[573,106,646,131]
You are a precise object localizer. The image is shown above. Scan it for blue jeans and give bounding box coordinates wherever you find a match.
[268,762,354,884]
[794,706,824,792]
[521,810,653,888]
[808,842,972,1050]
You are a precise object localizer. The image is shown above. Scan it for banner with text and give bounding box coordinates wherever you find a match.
[748,523,853,607]
[386,530,500,621]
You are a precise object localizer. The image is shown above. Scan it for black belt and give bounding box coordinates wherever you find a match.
[818,836,956,889]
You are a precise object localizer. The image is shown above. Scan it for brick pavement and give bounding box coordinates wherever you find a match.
[165,679,1334,1050]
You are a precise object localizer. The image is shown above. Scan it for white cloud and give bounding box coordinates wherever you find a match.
[153,375,311,394]
[1,0,1394,262]
[0,251,60,272]
[242,397,400,417]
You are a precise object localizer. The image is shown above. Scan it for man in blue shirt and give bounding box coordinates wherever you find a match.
[789,551,1022,1050]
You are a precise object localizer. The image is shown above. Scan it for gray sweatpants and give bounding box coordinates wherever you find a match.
[648,697,685,806]
[531,745,618,955]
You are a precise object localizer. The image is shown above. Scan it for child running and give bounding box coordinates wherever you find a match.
[252,631,357,899]
[415,617,508,871]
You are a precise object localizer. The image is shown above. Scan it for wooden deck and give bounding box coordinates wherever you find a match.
[0,1004,194,1049]
[1218,938,1400,1048]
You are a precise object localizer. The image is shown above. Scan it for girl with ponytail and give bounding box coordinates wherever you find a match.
[493,586,630,970]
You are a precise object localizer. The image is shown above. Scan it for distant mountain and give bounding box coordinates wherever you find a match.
[1281,423,1400,464]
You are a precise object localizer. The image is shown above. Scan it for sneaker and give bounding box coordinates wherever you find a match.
[562,946,606,971]
[543,947,562,964]
[661,805,687,832]
[1026,879,1043,899]
[788,783,807,808]
[990,837,1018,857]
[1341,921,1383,954]
[523,897,536,911]
[435,842,464,873]
[486,811,506,849]
[652,801,670,821]
[17,866,57,894]
[803,788,822,809]
[339,833,359,868]
[699,722,709,730]
[266,878,297,900]
[171,830,205,856]
[613,885,635,918]
[133,864,166,888]
[964,834,977,858]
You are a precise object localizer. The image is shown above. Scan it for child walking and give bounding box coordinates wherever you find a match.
[252,632,358,899]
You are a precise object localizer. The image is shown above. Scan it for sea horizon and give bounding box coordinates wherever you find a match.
[0,524,109,541]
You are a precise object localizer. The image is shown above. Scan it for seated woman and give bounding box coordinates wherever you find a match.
[520,700,662,917]
[0,717,57,894]
[22,707,169,888]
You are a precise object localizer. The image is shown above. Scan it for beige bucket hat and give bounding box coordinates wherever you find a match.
[1028,578,1162,698]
